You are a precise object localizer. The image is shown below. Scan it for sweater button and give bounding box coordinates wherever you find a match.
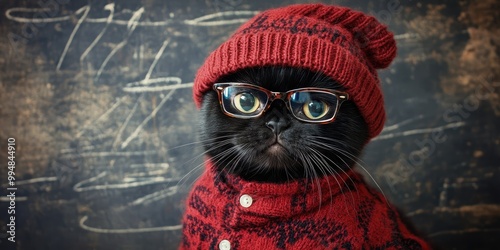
[239,194,253,208]
[219,239,231,250]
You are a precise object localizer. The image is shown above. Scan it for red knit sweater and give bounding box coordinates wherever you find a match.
[180,162,430,249]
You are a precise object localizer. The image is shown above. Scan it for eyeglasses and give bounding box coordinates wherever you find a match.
[212,83,348,124]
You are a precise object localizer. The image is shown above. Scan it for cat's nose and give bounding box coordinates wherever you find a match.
[265,118,289,135]
[265,101,290,135]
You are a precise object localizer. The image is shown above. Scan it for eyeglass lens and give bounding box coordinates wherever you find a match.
[222,86,268,116]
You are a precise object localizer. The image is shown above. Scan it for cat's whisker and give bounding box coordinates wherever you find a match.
[159,135,236,169]
[304,151,328,213]
[232,144,258,177]
[298,150,316,180]
[168,135,232,149]
[120,135,233,189]
[228,145,251,177]
[296,150,310,175]
[308,148,357,215]
[297,151,311,181]
[294,152,311,193]
[297,150,325,213]
[177,137,236,188]
[171,135,234,170]
[307,137,388,204]
[277,148,298,182]
[308,143,361,199]
[306,138,365,175]
[306,140,361,194]
[308,148,353,210]
[308,136,364,154]
[176,157,209,190]
[211,146,240,181]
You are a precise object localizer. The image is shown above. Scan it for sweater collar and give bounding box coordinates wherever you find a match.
[206,161,364,227]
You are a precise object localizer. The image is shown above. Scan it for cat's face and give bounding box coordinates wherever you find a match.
[200,66,369,183]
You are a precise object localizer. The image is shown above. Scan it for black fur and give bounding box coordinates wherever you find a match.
[200,66,369,183]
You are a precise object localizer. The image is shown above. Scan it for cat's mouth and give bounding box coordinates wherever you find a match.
[262,136,291,156]
[254,138,301,169]
[267,142,286,154]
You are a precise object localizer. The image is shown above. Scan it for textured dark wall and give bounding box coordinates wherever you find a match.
[0,0,498,249]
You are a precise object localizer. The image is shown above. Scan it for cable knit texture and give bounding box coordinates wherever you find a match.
[180,162,430,249]
[192,3,397,140]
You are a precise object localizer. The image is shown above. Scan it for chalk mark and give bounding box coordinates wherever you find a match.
[184,10,259,26]
[129,186,178,206]
[122,78,193,93]
[76,96,127,138]
[79,215,182,233]
[5,6,86,23]
[429,228,500,238]
[144,38,171,82]
[60,150,158,159]
[73,171,180,192]
[1,176,57,188]
[381,114,425,132]
[112,94,143,150]
[80,3,115,62]
[6,7,258,27]
[56,5,91,71]
[120,86,178,149]
[373,121,466,141]
[94,7,144,81]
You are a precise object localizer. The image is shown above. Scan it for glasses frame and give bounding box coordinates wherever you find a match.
[212,83,349,124]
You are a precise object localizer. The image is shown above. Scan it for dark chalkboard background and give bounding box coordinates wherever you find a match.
[0,0,499,249]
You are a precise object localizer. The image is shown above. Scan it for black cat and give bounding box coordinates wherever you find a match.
[181,3,431,249]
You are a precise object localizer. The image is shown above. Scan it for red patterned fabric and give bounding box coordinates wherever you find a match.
[180,162,430,249]
[192,3,397,140]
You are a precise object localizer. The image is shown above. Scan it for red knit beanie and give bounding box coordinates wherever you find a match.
[193,3,397,140]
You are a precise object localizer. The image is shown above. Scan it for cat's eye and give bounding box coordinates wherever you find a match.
[220,86,267,116]
[213,83,348,123]
[303,100,329,120]
[233,92,260,113]
[289,92,337,122]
